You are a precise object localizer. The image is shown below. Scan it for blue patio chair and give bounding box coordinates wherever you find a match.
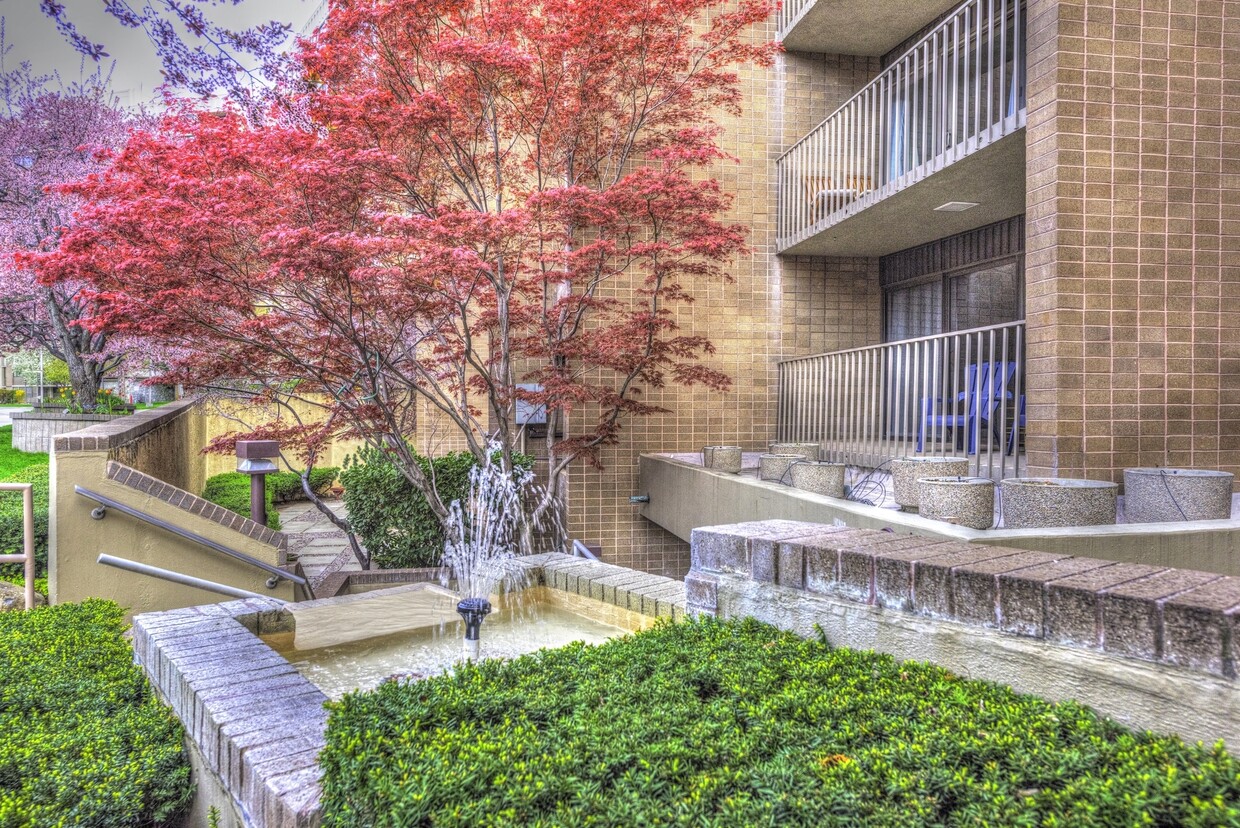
[1005,394,1026,455]
[917,362,1015,454]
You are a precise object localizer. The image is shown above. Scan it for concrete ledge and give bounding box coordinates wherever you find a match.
[52,399,197,452]
[641,453,1240,577]
[690,521,1240,680]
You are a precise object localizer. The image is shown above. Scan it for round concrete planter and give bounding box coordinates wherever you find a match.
[758,453,805,483]
[768,442,820,461]
[891,456,969,510]
[1123,468,1235,523]
[917,476,995,530]
[1000,478,1118,528]
[701,445,743,474]
[789,461,846,498]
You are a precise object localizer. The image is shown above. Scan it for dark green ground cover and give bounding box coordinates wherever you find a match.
[321,617,1240,828]
[0,600,191,826]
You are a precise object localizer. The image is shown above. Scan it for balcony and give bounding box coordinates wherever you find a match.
[777,0,1027,257]
[776,321,1026,480]
[779,0,961,56]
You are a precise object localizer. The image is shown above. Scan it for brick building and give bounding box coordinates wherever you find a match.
[569,0,1240,578]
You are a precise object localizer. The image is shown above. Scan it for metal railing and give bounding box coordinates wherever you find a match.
[777,320,1025,479]
[0,483,36,610]
[97,554,289,604]
[75,486,306,589]
[776,0,1027,251]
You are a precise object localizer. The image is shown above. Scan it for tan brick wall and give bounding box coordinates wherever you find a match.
[1024,0,1240,482]
[567,39,884,578]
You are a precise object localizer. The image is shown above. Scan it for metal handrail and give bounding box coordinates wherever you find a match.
[0,483,35,610]
[571,540,599,560]
[75,486,306,588]
[97,555,290,604]
[778,320,1024,364]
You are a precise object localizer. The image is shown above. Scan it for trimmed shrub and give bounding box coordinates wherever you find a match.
[201,472,279,530]
[0,600,192,826]
[0,389,25,405]
[339,447,532,570]
[267,467,340,503]
[321,617,1240,828]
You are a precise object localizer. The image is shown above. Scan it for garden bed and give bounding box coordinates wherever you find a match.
[321,617,1240,827]
[0,600,191,825]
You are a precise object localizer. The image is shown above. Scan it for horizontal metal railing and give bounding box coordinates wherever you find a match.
[776,0,1026,251]
[75,486,306,588]
[777,320,1025,479]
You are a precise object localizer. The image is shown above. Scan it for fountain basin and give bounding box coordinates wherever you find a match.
[131,553,686,828]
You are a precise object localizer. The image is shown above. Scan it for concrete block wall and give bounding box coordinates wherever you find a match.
[10,411,126,454]
[687,520,1240,677]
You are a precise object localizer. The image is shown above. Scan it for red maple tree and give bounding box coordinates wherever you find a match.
[35,0,775,551]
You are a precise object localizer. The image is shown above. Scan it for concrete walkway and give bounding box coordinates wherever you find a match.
[276,499,365,591]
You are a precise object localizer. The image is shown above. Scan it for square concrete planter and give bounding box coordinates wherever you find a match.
[1000,478,1118,528]
[1123,468,1235,523]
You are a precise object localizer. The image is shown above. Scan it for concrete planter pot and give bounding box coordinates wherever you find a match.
[891,456,969,510]
[917,476,995,530]
[1000,478,1118,528]
[768,442,820,461]
[1123,468,1235,523]
[758,453,805,484]
[701,445,743,474]
[789,461,846,498]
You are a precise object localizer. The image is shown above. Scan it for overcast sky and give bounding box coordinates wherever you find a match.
[1,0,319,108]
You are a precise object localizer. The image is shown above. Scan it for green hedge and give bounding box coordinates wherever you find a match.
[199,469,338,531]
[0,600,192,826]
[339,447,532,570]
[321,617,1240,827]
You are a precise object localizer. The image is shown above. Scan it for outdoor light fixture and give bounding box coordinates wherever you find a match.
[236,440,280,527]
[933,201,980,212]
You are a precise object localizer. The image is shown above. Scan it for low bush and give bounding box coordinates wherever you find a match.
[267,467,339,503]
[0,600,192,826]
[321,617,1240,828]
[201,472,279,530]
[339,447,532,569]
[0,389,25,405]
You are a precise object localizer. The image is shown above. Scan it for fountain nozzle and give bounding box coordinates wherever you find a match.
[456,597,492,641]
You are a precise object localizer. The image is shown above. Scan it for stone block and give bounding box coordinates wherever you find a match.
[1101,569,1222,660]
[689,521,806,574]
[996,557,1118,637]
[1045,563,1167,648]
[770,529,853,589]
[949,551,1069,627]
[589,571,653,603]
[1161,577,1240,676]
[747,524,836,583]
[685,572,719,615]
[912,546,1025,619]
[833,533,930,603]
[871,541,973,610]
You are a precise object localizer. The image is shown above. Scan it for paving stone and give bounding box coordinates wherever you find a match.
[1101,568,1222,660]
[1045,563,1168,648]
[1161,577,1240,676]
[950,551,1069,627]
[996,557,1119,637]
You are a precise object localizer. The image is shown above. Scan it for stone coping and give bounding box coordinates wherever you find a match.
[133,553,684,828]
[11,410,126,422]
[106,460,287,551]
[52,398,196,452]
[688,520,1240,679]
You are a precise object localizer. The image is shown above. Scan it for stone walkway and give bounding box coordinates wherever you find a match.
[276,499,364,591]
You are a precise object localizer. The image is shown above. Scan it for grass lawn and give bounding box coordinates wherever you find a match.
[322,618,1240,827]
[0,424,47,477]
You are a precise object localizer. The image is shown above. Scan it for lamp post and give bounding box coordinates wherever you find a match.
[236,441,280,527]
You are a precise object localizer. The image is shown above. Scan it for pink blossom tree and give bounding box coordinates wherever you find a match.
[0,66,137,410]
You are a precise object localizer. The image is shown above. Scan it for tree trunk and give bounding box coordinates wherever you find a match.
[43,289,105,412]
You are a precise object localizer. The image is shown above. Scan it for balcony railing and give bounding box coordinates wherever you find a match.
[776,320,1025,479]
[776,0,1026,252]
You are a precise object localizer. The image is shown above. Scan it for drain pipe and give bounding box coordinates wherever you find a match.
[96,554,289,605]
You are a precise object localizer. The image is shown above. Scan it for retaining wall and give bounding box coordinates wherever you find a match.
[686,520,1240,747]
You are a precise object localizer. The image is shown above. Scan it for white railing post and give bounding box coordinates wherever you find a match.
[0,483,37,610]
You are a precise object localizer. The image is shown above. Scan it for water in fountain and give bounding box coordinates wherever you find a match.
[441,442,538,657]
